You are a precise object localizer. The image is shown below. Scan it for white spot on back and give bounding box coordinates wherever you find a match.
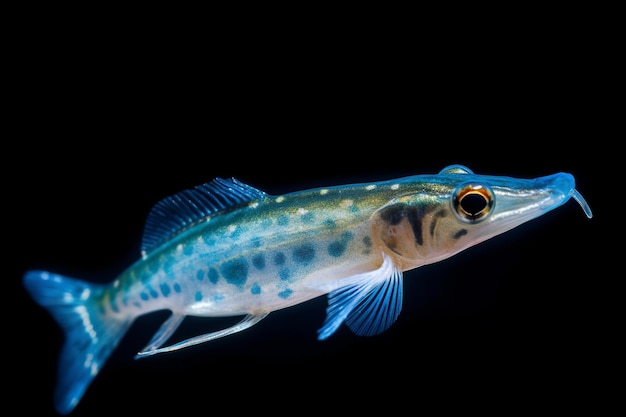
[276,196,285,203]
[297,207,309,215]
[176,244,184,253]
[340,199,354,208]
[320,189,329,195]
[391,184,400,190]
[365,184,376,190]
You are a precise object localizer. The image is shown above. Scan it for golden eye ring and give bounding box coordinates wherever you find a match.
[451,182,494,223]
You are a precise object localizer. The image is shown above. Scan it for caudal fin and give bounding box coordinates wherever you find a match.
[23,270,131,415]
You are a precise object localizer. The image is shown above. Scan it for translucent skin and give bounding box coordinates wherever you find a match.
[22,165,592,415]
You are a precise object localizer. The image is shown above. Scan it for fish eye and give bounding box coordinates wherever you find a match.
[451,182,494,223]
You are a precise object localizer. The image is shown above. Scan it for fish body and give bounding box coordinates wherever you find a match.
[23,165,592,414]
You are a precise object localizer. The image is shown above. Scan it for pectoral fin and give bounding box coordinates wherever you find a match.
[317,253,403,340]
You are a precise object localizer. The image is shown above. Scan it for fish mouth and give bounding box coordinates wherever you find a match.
[480,172,593,239]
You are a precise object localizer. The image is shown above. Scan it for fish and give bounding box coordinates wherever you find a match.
[23,164,593,414]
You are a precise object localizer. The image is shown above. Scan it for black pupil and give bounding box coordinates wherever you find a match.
[460,193,487,216]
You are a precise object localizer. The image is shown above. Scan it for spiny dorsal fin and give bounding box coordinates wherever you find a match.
[141,178,266,255]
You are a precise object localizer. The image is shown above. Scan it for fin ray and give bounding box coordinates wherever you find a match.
[141,178,267,254]
[317,253,403,340]
[344,268,403,336]
[23,271,131,415]
[135,313,186,358]
[135,313,269,358]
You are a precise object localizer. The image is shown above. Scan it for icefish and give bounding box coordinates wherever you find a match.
[24,165,592,414]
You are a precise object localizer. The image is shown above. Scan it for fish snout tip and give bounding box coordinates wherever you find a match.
[539,173,593,219]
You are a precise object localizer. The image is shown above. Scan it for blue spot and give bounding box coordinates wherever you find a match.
[160,283,171,297]
[293,243,315,265]
[183,245,194,256]
[279,268,291,281]
[252,253,266,270]
[196,269,205,281]
[213,294,224,302]
[149,287,159,298]
[220,257,249,287]
[133,301,142,308]
[273,252,286,266]
[261,218,273,228]
[195,291,202,301]
[251,283,261,295]
[203,236,217,246]
[328,241,347,257]
[208,267,219,284]
[140,292,149,301]
[277,214,289,226]
[252,237,263,248]
[173,283,182,293]
[328,231,354,257]
[362,236,372,254]
[301,212,315,223]
[341,231,354,241]
[324,219,337,228]
[278,288,293,299]
[229,226,243,239]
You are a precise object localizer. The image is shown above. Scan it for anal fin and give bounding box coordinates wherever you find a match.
[135,313,186,359]
[135,313,269,359]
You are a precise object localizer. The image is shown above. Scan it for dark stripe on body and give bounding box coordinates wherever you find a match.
[430,210,447,237]
[406,206,427,246]
[452,229,468,239]
[380,203,429,247]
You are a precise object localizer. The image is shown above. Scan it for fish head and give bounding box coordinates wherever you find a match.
[371,164,592,270]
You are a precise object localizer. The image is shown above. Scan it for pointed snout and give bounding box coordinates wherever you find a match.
[522,172,576,216]
[535,172,576,200]
[487,172,579,229]
[535,172,592,218]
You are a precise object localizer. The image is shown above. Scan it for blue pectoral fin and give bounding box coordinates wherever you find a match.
[317,253,404,340]
[23,271,131,415]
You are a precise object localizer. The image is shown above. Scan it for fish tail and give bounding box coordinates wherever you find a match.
[23,270,131,415]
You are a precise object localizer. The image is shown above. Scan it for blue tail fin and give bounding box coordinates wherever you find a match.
[23,270,132,415]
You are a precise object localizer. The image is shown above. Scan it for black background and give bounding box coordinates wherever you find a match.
[7,12,617,417]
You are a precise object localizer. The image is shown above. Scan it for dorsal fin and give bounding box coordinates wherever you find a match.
[439,164,474,175]
[140,178,267,255]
